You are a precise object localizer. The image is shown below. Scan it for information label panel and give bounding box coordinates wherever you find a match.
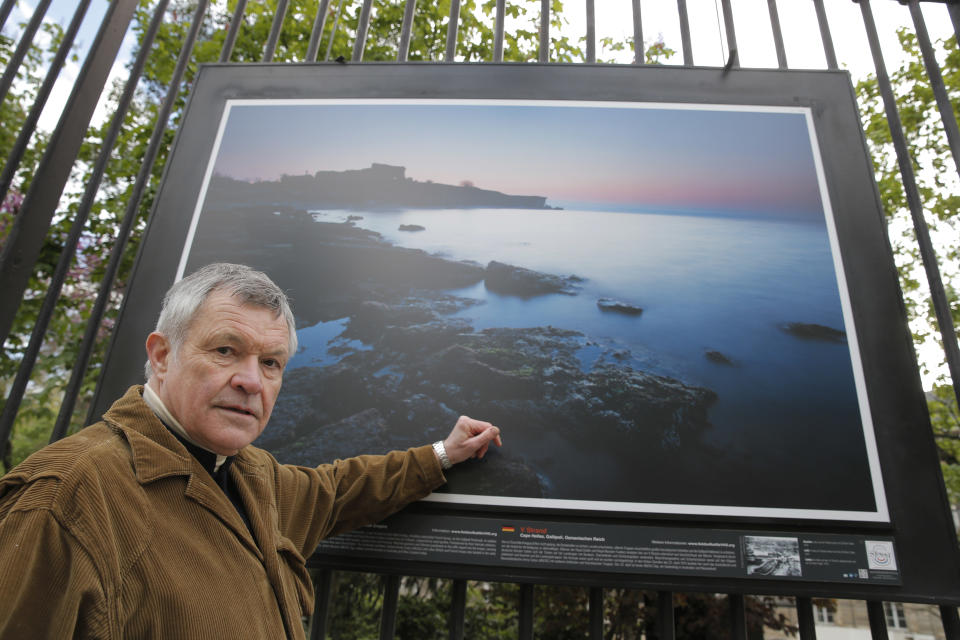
[317,513,900,585]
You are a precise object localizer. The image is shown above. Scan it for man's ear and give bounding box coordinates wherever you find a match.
[145,332,172,380]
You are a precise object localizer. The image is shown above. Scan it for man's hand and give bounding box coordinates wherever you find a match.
[441,416,502,466]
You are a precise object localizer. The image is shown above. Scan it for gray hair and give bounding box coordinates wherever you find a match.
[144,263,297,378]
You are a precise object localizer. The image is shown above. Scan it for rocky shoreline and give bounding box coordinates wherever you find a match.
[260,294,719,500]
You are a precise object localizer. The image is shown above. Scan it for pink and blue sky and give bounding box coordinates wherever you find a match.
[211,101,825,222]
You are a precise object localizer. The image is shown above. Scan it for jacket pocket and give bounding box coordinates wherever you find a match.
[277,536,314,616]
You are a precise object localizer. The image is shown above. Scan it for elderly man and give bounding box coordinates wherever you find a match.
[0,263,501,639]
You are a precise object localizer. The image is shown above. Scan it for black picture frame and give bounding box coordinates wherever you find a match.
[93,63,959,600]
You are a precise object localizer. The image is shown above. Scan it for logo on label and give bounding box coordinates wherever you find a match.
[865,540,897,571]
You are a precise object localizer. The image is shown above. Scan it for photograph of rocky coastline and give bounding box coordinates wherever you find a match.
[177,99,885,519]
[186,202,722,504]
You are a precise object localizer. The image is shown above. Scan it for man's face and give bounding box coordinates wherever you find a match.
[147,290,290,456]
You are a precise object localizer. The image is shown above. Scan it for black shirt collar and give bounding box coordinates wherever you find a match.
[156,417,234,481]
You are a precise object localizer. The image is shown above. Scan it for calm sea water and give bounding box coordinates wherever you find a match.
[294,208,865,462]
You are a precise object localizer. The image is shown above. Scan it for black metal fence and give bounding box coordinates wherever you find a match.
[1,0,959,638]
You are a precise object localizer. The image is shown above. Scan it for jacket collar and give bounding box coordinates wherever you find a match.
[103,385,268,480]
[103,385,198,484]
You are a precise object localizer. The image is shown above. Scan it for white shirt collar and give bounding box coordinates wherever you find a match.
[143,382,227,471]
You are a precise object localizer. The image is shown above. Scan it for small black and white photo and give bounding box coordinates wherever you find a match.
[745,536,802,577]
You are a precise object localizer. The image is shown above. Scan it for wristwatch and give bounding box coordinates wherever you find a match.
[432,440,452,469]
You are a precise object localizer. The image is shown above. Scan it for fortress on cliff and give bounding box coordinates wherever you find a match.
[207,163,553,210]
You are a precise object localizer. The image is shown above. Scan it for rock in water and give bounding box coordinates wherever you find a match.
[780,322,846,343]
[596,298,643,316]
[484,260,580,297]
[705,350,734,365]
[398,224,426,232]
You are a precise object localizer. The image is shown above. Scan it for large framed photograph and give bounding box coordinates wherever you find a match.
[188,95,884,522]
[94,63,959,596]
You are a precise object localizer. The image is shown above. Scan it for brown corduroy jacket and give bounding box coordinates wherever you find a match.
[0,385,445,639]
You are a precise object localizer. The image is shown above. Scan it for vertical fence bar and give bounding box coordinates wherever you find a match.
[493,0,505,62]
[325,0,346,61]
[941,604,960,640]
[262,0,290,62]
[812,0,838,69]
[729,593,747,640]
[867,601,890,640]
[539,0,549,63]
[379,575,401,640]
[0,0,52,105]
[353,0,374,61]
[450,579,467,640]
[677,0,693,65]
[949,1,960,51]
[589,587,603,639]
[796,597,817,640]
[909,0,960,182]
[60,0,210,438]
[396,0,417,62]
[632,0,643,64]
[0,0,16,32]
[767,0,787,69]
[307,0,333,62]
[658,591,676,640]
[0,0,91,205]
[0,0,172,457]
[444,0,460,62]
[859,0,960,410]
[519,584,534,640]
[719,0,738,68]
[218,0,248,62]
[309,569,334,640]
[0,0,138,350]
[585,0,595,63]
